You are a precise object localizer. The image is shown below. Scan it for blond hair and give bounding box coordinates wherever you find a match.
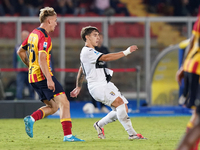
[80,26,99,42]
[39,7,56,23]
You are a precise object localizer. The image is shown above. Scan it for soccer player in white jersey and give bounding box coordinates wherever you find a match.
[70,26,146,140]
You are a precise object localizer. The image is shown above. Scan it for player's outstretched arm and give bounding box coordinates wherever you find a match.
[17,46,29,67]
[99,45,138,62]
[70,66,85,98]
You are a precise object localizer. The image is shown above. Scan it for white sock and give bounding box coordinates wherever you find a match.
[30,116,35,122]
[116,104,137,136]
[65,134,72,138]
[98,111,117,128]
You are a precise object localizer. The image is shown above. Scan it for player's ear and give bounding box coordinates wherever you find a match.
[47,18,51,24]
[85,35,89,40]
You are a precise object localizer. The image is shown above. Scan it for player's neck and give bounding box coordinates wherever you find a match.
[85,42,94,49]
[39,24,50,34]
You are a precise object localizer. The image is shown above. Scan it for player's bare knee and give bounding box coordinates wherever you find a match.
[125,104,128,113]
[54,94,69,109]
[47,103,58,114]
[57,99,69,111]
[61,98,70,106]
[52,105,59,113]
[111,97,124,108]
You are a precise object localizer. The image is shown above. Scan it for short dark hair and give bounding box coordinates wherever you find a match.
[80,26,99,42]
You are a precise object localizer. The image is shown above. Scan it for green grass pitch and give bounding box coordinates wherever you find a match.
[0,116,193,150]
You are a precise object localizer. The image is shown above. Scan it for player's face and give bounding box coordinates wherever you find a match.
[88,31,99,47]
[48,15,57,32]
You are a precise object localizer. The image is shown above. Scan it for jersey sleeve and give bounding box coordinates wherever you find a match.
[192,18,200,35]
[21,36,29,50]
[87,48,103,63]
[38,35,49,53]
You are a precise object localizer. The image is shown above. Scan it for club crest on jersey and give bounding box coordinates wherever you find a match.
[43,42,47,48]
[110,91,115,96]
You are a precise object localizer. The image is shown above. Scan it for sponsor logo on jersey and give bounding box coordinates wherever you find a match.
[98,61,105,65]
[110,91,115,96]
[94,51,99,55]
[43,42,47,48]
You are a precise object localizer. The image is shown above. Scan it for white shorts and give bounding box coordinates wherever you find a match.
[89,82,128,108]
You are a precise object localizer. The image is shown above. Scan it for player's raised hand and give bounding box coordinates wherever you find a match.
[129,45,138,52]
[70,87,81,98]
[123,45,138,56]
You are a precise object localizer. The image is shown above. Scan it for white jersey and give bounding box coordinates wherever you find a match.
[80,46,113,91]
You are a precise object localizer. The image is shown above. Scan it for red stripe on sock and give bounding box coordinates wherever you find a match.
[31,109,43,121]
[61,121,72,136]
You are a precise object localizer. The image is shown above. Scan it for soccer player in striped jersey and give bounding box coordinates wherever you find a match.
[70,26,146,140]
[17,7,84,142]
[176,11,200,150]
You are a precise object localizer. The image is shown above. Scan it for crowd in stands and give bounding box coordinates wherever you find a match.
[0,0,130,17]
[143,0,200,16]
[0,0,199,17]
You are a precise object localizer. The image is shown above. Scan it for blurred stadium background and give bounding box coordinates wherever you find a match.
[0,0,199,118]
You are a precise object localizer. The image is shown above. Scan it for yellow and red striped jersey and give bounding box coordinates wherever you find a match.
[183,18,200,75]
[21,27,53,83]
